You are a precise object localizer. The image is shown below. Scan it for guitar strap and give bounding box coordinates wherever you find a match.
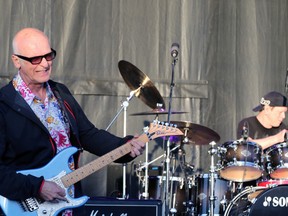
[52,88,83,152]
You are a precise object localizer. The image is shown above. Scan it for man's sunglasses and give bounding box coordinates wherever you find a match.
[14,48,56,65]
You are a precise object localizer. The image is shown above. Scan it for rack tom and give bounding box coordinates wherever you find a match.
[265,142,288,179]
[219,140,263,182]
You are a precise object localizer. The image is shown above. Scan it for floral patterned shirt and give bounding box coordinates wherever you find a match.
[13,73,74,216]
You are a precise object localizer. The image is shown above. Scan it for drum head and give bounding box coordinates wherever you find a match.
[220,166,262,182]
[270,168,288,179]
[249,185,288,216]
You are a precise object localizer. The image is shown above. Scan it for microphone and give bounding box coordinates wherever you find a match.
[242,121,249,140]
[285,68,288,93]
[171,43,179,58]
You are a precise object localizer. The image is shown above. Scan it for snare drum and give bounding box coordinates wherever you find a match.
[265,142,288,179]
[219,140,263,182]
[257,178,288,187]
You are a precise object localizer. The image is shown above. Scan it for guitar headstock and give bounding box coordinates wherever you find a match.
[143,120,184,141]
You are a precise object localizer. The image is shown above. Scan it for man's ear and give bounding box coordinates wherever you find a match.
[263,105,272,113]
[11,55,21,69]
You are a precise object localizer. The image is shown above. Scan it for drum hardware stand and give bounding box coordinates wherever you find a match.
[136,145,180,200]
[137,144,180,171]
[106,88,141,199]
[208,141,227,216]
[208,141,217,216]
[178,137,196,216]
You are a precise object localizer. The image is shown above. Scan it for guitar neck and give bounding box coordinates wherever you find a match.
[61,133,147,188]
[60,121,183,188]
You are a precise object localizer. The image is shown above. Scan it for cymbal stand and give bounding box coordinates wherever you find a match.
[106,88,140,131]
[169,148,178,214]
[106,88,140,199]
[141,141,149,199]
[140,114,160,200]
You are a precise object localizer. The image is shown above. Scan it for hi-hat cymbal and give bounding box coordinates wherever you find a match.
[118,60,165,109]
[130,108,187,116]
[170,121,220,145]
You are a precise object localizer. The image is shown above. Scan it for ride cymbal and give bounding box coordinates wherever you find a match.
[170,121,220,145]
[130,108,187,116]
[118,60,165,109]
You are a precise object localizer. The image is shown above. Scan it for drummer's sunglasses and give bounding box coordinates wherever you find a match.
[14,48,56,65]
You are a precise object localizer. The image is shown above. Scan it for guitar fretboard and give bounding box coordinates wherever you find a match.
[61,142,131,187]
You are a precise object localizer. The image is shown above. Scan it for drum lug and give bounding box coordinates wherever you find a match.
[180,177,184,189]
[220,195,228,212]
[216,161,223,171]
[265,154,271,161]
[260,155,264,163]
[254,158,259,165]
[266,163,272,173]
[254,147,260,154]
[187,175,196,188]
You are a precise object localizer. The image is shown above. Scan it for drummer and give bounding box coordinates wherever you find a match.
[237,91,288,150]
[229,91,288,215]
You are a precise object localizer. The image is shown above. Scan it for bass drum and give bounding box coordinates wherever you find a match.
[224,185,288,216]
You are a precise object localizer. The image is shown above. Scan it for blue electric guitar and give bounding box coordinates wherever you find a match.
[0,121,183,216]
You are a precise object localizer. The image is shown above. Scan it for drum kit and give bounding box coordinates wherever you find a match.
[115,60,288,216]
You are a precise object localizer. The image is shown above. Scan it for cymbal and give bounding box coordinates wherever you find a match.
[130,108,187,116]
[170,121,220,145]
[118,60,165,109]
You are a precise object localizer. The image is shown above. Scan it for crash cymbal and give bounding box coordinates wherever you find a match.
[170,121,220,145]
[118,60,165,109]
[130,108,187,116]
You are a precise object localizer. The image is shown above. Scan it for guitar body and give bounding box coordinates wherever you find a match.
[0,147,89,216]
[0,121,183,216]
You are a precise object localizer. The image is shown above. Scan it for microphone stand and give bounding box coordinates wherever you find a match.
[164,56,178,215]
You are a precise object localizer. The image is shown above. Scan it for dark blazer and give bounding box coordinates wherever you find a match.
[0,80,133,201]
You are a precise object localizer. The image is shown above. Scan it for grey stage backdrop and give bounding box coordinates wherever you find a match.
[0,0,288,198]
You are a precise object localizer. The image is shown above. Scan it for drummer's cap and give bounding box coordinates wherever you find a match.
[253,91,288,112]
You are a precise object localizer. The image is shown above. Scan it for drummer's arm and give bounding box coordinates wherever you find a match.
[248,129,287,150]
